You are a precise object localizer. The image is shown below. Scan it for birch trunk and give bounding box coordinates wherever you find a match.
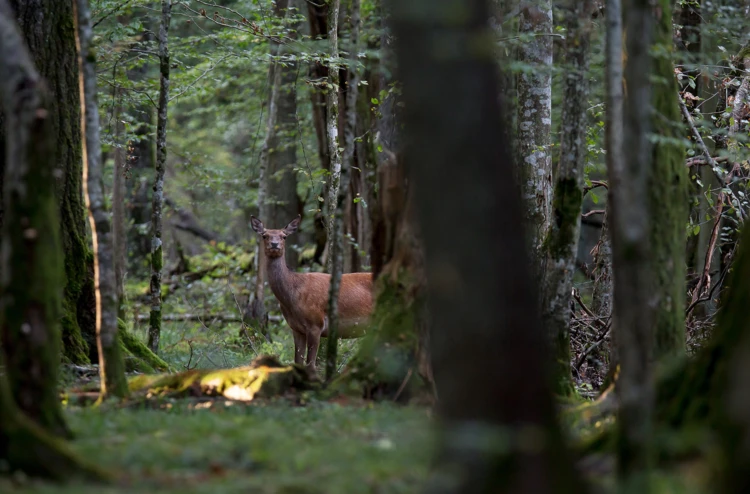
[614,0,656,483]
[148,0,171,353]
[325,0,341,274]
[540,0,596,395]
[0,0,70,438]
[74,0,128,398]
[516,0,553,266]
[388,0,588,489]
[325,0,360,382]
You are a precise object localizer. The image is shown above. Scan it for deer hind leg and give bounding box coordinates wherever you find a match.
[292,331,306,366]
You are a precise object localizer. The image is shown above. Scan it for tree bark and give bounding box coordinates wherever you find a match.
[325,0,360,382]
[8,0,92,365]
[246,33,285,337]
[268,0,302,269]
[325,0,342,273]
[113,94,127,322]
[148,0,171,354]
[74,0,128,399]
[540,0,596,395]
[650,0,688,359]
[602,0,624,381]
[0,0,71,438]
[389,0,588,490]
[614,0,656,483]
[516,0,553,267]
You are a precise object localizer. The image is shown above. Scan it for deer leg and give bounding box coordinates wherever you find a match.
[305,330,322,375]
[292,331,306,366]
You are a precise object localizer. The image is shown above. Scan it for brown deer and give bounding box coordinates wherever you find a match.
[250,215,373,375]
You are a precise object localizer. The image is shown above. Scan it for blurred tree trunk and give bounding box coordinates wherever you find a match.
[0,0,71,438]
[516,0,553,268]
[650,0,688,359]
[74,0,128,398]
[8,0,94,366]
[268,0,302,269]
[389,0,588,491]
[600,0,624,383]
[148,0,171,353]
[540,0,596,395]
[614,0,656,484]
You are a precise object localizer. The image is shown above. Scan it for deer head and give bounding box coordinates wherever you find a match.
[250,215,301,259]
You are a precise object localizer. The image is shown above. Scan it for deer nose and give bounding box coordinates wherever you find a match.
[270,241,280,249]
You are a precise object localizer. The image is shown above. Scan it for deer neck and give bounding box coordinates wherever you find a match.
[266,254,296,307]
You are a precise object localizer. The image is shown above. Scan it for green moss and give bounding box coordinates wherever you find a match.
[118,319,170,373]
[547,177,583,260]
[60,299,90,365]
[152,244,163,273]
[650,0,688,359]
[332,268,426,402]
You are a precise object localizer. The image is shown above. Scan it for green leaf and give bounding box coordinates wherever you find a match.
[371,97,379,105]
[693,224,700,236]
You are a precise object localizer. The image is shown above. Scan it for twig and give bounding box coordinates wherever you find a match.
[575,325,612,371]
[685,155,730,167]
[393,368,413,402]
[678,92,746,221]
[582,209,606,218]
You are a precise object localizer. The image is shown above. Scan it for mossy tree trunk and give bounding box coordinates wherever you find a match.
[650,0,688,359]
[0,0,71,439]
[74,0,128,398]
[325,0,342,272]
[540,0,596,396]
[148,0,172,354]
[9,0,93,366]
[390,0,588,490]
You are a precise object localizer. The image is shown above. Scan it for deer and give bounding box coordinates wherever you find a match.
[250,215,373,376]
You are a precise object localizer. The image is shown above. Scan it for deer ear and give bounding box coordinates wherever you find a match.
[250,216,265,234]
[283,215,301,236]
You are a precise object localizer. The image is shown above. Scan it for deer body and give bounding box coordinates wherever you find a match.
[251,215,373,374]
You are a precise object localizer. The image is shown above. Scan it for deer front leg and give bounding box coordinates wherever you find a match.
[305,330,322,375]
[292,331,306,366]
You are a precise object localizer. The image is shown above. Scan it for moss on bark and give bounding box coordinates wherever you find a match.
[118,319,170,373]
[650,0,688,358]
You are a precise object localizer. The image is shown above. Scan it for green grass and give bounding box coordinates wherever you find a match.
[3,401,434,493]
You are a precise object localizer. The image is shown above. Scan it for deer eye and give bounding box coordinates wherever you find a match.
[262,234,268,239]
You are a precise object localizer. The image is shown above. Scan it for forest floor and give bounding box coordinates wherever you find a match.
[4,320,432,494]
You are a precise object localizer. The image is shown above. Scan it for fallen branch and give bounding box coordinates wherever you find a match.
[685,155,730,167]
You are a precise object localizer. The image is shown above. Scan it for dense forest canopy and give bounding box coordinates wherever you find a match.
[1,0,750,492]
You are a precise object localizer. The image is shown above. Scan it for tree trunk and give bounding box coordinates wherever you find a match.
[540,0,596,395]
[305,2,331,176]
[113,94,127,322]
[8,0,93,365]
[614,0,656,483]
[650,0,688,359]
[246,32,286,337]
[148,0,171,354]
[325,0,342,273]
[602,0,624,382]
[389,0,588,490]
[516,0,553,267]
[268,0,302,269]
[0,0,71,439]
[74,0,128,399]
[325,0,360,382]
